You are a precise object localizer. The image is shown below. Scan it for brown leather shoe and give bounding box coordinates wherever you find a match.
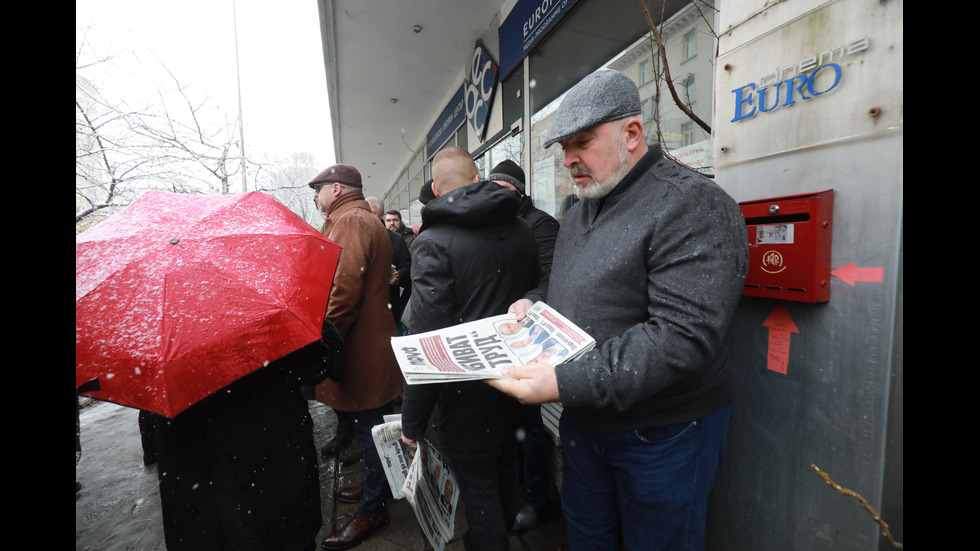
[337,483,363,504]
[321,512,389,550]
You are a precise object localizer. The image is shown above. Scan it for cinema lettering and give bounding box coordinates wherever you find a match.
[731,36,868,122]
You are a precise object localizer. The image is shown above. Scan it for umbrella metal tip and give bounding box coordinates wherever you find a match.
[169,238,179,244]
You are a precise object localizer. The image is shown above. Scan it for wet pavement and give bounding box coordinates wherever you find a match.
[76,397,568,550]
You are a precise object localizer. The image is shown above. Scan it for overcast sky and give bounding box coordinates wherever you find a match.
[76,0,335,170]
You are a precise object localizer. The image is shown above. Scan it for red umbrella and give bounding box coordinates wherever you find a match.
[76,191,342,418]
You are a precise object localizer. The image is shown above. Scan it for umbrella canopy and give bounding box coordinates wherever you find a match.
[76,191,342,418]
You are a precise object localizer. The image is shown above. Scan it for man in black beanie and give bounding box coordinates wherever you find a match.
[419,179,436,206]
[488,160,559,281]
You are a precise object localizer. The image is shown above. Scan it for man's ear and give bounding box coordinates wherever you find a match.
[623,118,645,152]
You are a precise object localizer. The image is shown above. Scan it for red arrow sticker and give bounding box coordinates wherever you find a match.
[763,304,799,374]
[832,263,884,286]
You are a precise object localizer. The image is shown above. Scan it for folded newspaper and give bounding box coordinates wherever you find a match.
[370,415,414,500]
[391,301,595,384]
[401,437,458,551]
[372,415,458,551]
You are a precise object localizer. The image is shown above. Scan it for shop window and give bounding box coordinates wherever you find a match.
[526,1,716,218]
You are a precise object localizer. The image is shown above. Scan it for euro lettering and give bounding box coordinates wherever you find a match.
[731,63,841,122]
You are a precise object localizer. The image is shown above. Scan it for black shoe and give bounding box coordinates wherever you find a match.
[509,503,551,534]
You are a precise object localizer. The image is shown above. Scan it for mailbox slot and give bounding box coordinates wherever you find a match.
[739,190,833,303]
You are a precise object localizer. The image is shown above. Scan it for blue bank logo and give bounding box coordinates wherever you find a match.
[465,43,498,143]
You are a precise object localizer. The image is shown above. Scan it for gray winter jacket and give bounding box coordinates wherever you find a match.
[527,144,748,431]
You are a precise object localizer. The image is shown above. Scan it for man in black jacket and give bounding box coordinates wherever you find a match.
[400,146,539,551]
[367,197,412,335]
[487,159,558,279]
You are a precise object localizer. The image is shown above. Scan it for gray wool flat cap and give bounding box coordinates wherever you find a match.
[544,69,641,149]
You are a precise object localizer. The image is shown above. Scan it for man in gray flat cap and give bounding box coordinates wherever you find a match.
[489,69,749,550]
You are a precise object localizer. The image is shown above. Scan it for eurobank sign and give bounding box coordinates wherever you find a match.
[427,86,465,154]
[499,0,581,78]
[730,36,869,122]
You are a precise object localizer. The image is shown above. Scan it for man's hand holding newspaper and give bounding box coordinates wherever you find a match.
[484,361,561,405]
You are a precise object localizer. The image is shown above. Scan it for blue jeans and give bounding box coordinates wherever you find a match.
[520,406,550,509]
[559,401,732,551]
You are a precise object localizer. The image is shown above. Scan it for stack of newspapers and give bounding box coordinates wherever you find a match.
[371,415,457,551]
[391,301,595,384]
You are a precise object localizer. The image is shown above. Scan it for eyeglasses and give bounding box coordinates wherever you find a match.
[313,182,346,192]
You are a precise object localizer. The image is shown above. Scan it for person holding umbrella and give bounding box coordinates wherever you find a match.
[311,164,405,550]
[76,190,350,551]
[150,324,342,551]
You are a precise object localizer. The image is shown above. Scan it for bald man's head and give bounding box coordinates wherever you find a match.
[432,147,479,196]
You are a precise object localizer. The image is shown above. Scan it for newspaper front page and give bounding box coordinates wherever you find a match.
[398,437,458,551]
[391,301,595,384]
[372,415,459,550]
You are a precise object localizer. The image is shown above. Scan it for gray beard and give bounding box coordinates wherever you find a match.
[572,146,632,200]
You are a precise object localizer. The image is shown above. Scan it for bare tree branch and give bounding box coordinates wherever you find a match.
[811,464,903,549]
[76,32,254,230]
[638,0,711,134]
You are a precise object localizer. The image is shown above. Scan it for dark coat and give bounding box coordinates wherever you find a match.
[388,228,412,320]
[401,180,539,461]
[528,144,749,431]
[516,194,560,280]
[153,323,342,551]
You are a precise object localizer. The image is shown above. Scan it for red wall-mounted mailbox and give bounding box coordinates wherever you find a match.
[739,190,833,303]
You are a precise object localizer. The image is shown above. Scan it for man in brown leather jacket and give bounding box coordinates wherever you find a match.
[310,163,404,550]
